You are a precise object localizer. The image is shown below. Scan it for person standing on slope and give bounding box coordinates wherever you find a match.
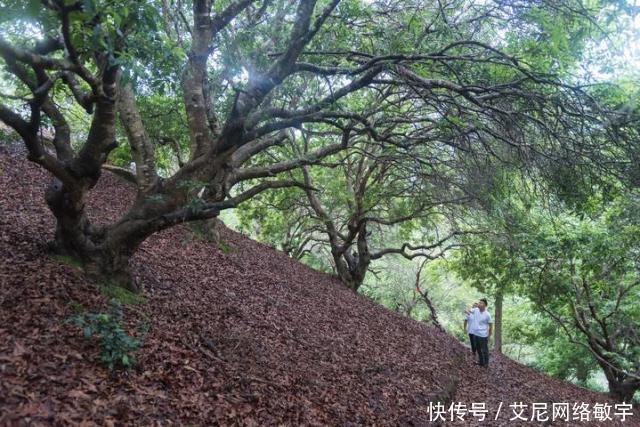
[466,298,493,367]
[463,302,479,358]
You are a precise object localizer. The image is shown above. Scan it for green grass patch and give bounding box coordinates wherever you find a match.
[67,300,85,313]
[98,282,146,305]
[217,239,232,253]
[51,254,84,269]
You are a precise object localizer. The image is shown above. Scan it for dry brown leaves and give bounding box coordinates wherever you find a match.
[0,144,637,426]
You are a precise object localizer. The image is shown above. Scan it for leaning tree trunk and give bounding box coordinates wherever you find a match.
[603,367,640,403]
[44,178,166,293]
[84,239,139,292]
[46,180,140,292]
[331,230,371,292]
[494,291,503,354]
[333,255,369,292]
[607,378,639,403]
[45,178,95,258]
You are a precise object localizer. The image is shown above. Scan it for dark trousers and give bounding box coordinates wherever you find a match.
[468,333,478,355]
[475,336,489,366]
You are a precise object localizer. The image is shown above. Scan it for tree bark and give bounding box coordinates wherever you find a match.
[44,177,177,293]
[45,178,94,257]
[45,185,139,291]
[333,254,368,292]
[494,291,503,353]
[331,222,371,292]
[603,366,640,403]
[84,241,139,293]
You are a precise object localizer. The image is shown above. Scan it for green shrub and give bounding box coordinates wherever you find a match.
[69,300,147,371]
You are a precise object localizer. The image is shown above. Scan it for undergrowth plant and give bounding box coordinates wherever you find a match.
[69,300,148,371]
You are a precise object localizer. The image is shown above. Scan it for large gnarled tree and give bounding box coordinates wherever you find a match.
[0,0,394,290]
[0,0,619,292]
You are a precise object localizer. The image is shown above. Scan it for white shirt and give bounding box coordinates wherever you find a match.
[464,310,477,333]
[467,307,492,337]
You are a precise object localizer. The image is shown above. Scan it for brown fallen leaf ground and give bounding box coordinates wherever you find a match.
[0,142,637,426]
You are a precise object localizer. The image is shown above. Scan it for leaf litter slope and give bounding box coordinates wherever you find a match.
[0,144,637,426]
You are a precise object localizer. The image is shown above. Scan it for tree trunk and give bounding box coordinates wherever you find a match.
[494,291,503,353]
[45,180,147,293]
[45,178,97,258]
[333,249,369,292]
[45,178,93,254]
[608,380,638,403]
[84,243,139,292]
[332,222,372,292]
[205,217,223,245]
[604,368,640,403]
[337,272,363,293]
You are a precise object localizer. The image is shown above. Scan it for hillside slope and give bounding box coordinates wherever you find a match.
[0,144,637,426]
